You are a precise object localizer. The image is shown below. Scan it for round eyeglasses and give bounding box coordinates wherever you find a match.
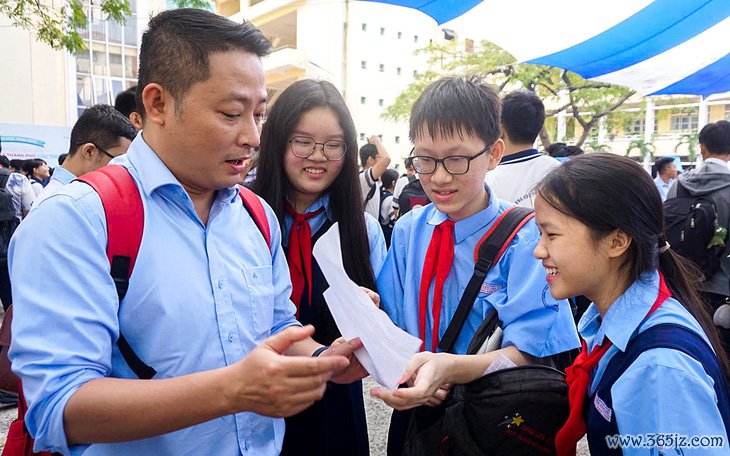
[289,136,347,161]
[411,144,492,175]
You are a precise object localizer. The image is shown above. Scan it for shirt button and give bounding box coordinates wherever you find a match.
[217,280,223,289]
[228,333,235,342]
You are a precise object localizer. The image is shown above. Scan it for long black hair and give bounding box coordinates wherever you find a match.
[537,153,730,379]
[253,79,377,291]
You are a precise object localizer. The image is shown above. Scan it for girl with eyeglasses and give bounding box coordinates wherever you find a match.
[253,79,386,456]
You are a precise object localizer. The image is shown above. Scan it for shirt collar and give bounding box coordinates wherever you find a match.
[114,133,239,204]
[285,193,332,220]
[578,270,660,352]
[52,166,77,186]
[704,157,728,167]
[499,148,541,164]
[426,184,500,243]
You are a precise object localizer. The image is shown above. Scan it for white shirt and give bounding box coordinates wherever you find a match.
[359,167,381,219]
[485,149,561,208]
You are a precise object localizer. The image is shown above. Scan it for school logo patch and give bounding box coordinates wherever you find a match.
[593,394,612,422]
[541,285,560,312]
[480,282,503,295]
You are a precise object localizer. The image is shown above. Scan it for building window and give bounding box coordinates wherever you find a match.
[414,35,419,43]
[378,134,383,141]
[413,70,418,77]
[380,27,385,35]
[378,99,384,107]
[379,64,385,72]
[624,118,645,136]
[671,113,699,133]
[360,133,366,141]
[397,31,402,39]
[361,23,367,31]
[75,1,138,116]
[397,67,402,75]
[360,96,366,105]
[395,136,400,144]
[361,60,367,69]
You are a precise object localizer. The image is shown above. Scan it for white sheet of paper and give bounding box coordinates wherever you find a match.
[313,223,421,390]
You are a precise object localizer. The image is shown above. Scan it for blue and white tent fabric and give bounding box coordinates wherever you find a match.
[362,0,730,97]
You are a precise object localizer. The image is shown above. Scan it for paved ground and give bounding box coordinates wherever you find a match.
[0,377,589,454]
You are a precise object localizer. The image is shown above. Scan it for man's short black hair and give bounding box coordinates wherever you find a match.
[699,120,730,155]
[655,156,675,174]
[69,104,137,155]
[114,86,138,118]
[359,143,377,168]
[501,90,545,145]
[0,155,9,168]
[137,8,272,120]
[57,153,68,166]
[409,75,501,147]
[10,159,24,171]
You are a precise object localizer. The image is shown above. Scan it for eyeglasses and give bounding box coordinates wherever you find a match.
[289,136,347,161]
[411,144,492,175]
[93,144,116,160]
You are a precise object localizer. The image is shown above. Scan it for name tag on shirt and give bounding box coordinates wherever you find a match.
[594,394,613,422]
[480,282,503,295]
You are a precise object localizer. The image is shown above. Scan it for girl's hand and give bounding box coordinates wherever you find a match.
[369,352,456,410]
[360,287,380,308]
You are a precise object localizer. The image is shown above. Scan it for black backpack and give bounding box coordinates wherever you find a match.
[0,169,19,258]
[379,186,394,247]
[664,182,727,279]
[398,176,431,216]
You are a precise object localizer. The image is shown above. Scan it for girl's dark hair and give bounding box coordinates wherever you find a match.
[253,79,377,291]
[537,153,730,379]
[23,159,46,177]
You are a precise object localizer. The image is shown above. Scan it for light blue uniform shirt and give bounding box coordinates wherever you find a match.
[8,135,299,456]
[377,186,580,356]
[581,271,729,454]
[50,166,77,186]
[281,193,387,278]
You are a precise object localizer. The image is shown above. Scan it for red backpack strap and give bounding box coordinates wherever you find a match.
[76,166,156,379]
[238,186,271,249]
[76,165,143,298]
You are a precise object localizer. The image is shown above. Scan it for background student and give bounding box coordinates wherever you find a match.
[253,79,386,456]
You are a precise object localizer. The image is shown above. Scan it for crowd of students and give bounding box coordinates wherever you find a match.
[3,7,729,456]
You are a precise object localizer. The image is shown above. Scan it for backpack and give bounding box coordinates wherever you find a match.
[404,206,572,456]
[0,169,19,258]
[79,165,271,378]
[398,177,430,216]
[664,182,727,280]
[379,186,394,246]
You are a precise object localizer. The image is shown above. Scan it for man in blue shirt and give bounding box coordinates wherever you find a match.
[371,76,579,453]
[9,9,365,456]
[34,104,137,208]
[654,156,677,201]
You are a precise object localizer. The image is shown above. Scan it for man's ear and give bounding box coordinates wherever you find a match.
[487,138,505,171]
[78,143,96,160]
[606,229,632,259]
[129,111,143,130]
[141,83,172,127]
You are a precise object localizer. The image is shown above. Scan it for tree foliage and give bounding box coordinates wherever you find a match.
[383,40,636,148]
[0,0,210,54]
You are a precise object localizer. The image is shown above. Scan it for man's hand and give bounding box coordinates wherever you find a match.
[230,325,349,418]
[322,337,369,384]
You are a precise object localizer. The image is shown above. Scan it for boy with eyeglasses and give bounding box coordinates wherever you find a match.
[371,75,579,454]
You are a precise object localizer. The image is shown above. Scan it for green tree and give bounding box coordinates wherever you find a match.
[582,138,612,153]
[0,0,210,54]
[626,137,656,161]
[383,40,636,149]
[674,132,700,162]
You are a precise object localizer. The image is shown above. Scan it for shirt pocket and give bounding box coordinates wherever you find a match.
[244,265,275,339]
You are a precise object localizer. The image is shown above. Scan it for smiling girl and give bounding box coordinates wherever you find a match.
[533,154,730,455]
[253,79,386,456]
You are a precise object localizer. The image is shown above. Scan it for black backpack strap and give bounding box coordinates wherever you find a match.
[437,206,534,353]
[0,169,10,188]
[598,323,730,432]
